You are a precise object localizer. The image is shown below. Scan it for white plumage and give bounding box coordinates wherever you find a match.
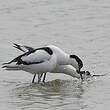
[21,50,50,63]
[3,48,57,73]
[47,45,80,70]
[2,44,85,83]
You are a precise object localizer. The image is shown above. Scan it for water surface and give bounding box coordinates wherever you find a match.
[0,0,110,110]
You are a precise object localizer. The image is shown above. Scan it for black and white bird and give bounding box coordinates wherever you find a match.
[13,43,89,82]
[46,45,83,79]
[2,44,84,83]
[12,43,45,83]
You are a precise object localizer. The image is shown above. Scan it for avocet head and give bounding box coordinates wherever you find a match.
[70,55,83,72]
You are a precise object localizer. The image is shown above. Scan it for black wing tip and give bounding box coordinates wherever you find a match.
[13,43,22,48]
[13,43,20,47]
[2,62,10,68]
[2,62,9,65]
[13,43,20,49]
[13,43,19,48]
[2,66,7,68]
[13,43,25,52]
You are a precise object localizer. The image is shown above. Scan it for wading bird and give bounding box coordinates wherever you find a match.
[2,44,84,83]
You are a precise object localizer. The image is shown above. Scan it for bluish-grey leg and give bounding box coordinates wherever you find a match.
[38,73,43,83]
[42,73,47,83]
[32,74,36,83]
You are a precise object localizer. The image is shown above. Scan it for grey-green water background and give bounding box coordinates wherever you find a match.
[0,0,110,110]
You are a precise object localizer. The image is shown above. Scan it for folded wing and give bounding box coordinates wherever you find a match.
[2,48,52,69]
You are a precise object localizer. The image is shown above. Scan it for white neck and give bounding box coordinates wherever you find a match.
[47,45,72,65]
[57,54,72,65]
[52,65,80,79]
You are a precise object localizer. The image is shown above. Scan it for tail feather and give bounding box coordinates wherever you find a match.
[2,65,8,68]
[2,62,11,65]
[2,62,12,68]
[2,43,35,71]
[2,61,21,71]
[2,65,7,68]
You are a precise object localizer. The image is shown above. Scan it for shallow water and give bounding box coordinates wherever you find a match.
[0,0,110,110]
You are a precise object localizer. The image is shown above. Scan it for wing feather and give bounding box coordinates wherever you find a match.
[13,43,34,52]
[3,46,53,66]
[21,49,51,65]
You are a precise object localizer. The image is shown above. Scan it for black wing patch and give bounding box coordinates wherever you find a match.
[4,47,53,65]
[36,47,53,55]
[16,59,45,65]
[23,47,53,56]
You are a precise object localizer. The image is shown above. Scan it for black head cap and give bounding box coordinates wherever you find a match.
[70,55,83,71]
